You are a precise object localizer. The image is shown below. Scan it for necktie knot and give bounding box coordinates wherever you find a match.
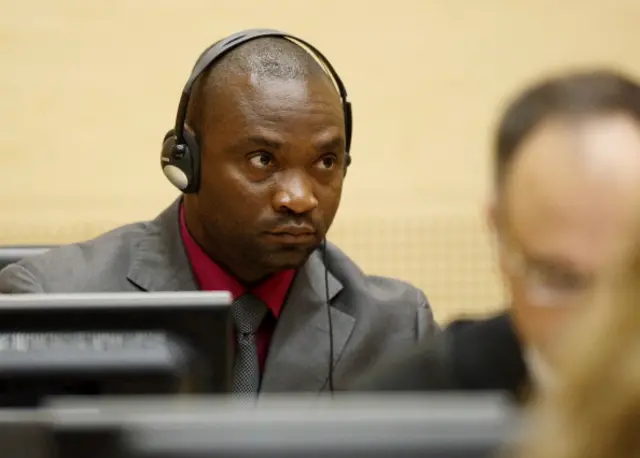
[232,294,267,335]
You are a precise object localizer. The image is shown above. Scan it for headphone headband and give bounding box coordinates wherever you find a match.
[173,28,352,153]
[162,28,353,194]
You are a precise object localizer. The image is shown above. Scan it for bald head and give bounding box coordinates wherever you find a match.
[490,70,640,366]
[186,37,335,136]
[505,113,640,272]
[494,70,640,189]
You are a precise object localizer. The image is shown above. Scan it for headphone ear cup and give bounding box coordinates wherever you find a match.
[161,129,194,192]
[181,129,201,192]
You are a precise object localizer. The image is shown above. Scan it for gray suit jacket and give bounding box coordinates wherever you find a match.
[0,200,438,392]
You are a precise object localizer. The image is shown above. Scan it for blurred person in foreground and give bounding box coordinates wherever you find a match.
[516,234,640,458]
[355,68,640,402]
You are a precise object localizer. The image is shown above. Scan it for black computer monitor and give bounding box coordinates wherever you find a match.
[45,394,519,458]
[0,292,232,407]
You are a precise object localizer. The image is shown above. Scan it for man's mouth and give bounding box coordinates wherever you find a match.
[265,225,317,244]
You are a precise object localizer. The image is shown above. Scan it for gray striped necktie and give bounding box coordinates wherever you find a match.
[231,294,268,394]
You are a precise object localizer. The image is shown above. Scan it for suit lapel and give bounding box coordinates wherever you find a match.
[126,198,197,292]
[261,251,356,392]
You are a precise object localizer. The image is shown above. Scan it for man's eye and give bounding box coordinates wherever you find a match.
[540,269,587,291]
[248,152,274,168]
[316,155,337,170]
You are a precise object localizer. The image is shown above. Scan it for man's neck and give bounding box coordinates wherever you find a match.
[182,204,267,284]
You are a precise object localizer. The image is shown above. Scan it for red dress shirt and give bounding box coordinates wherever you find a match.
[179,206,295,373]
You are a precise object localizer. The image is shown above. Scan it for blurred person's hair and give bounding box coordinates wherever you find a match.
[494,69,640,190]
[515,236,640,458]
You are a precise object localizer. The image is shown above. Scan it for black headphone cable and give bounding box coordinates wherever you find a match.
[322,238,335,394]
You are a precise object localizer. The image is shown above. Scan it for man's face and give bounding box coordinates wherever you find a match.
[491,113,640,364]
[186,74,346,283]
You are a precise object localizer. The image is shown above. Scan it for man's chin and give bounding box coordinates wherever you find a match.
[263,244,318,271]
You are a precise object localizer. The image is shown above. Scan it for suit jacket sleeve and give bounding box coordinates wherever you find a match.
[350,327,455,391]
[0,262,45,293]
[350,313,527,397]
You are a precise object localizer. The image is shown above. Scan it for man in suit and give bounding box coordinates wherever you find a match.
[0,32,438,393]
[356,69,640,400]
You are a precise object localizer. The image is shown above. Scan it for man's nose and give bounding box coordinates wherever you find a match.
[272,172,319,214]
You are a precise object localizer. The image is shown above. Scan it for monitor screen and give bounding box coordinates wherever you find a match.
[45,393,518,458]
[0,292,232,407]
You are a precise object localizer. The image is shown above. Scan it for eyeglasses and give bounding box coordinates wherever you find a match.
[498,239,594,307]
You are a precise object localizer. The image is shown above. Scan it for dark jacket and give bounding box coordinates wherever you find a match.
[352,312,530,402]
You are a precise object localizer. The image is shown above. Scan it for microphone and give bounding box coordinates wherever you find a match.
[0,331,177,368]
[0,331,194,407]
[0,331,166,352]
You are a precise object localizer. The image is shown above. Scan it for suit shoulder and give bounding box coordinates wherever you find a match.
[446,311,511,334]
[1,221,149,292]
[324,242,439,346]
[325,242,431,312]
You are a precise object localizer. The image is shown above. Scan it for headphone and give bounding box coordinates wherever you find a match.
[160,28,353,194]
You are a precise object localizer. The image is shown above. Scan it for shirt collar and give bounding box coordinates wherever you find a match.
[179,204,295,317]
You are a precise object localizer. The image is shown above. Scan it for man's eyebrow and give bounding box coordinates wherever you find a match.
[229,135,346,153]
[245,135,284,150]
[527,255,590,277]
[527,252,570,268]
[314,136,345,152]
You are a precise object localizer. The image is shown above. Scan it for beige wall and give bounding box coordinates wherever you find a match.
[2,0,640,321]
